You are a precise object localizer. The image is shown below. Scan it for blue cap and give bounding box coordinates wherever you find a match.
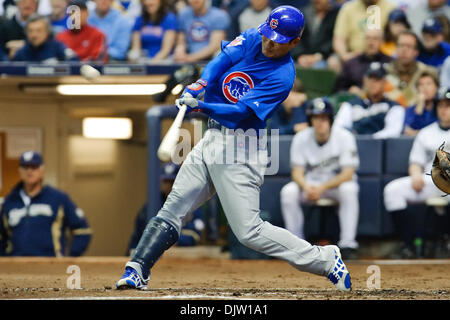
[422,18,443,34]
[160,162,180,180]
[258,5,305,44]
[20,151,43,167]
[365,62,387,78]
[388,9,407,23]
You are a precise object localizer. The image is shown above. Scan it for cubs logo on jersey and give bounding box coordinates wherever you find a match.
[222,71,254,103]
[189,21,210,42]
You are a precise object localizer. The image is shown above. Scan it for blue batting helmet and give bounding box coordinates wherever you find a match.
[305,97,335,125]
[258,5,305,44]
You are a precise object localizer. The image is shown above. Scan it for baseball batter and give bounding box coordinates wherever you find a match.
[116,6,352,292]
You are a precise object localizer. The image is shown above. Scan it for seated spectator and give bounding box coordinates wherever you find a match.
[237,0,271,34]
[0,151,92,257]
[128,0,177,63]
[13,14,79,62]
[381,8,411,57]
[442,55,450,86]
[280,97,360,260]
[406,0,450,37]
[268,79,308,134]
[332,0,396,65]
[384,30,439,106]
[334,62,405,138]
[49,0,69,35]
[56,0,108,62]
[418,18,450,68]
[0,0,38,59]
[384,88,450,259]
[88,0,133,61]
[291,0,340,70]
[126,163,205,256]
[403,71,440,135]
[174,0,230,63]
[334,28,393,95]
[115,0,142,25]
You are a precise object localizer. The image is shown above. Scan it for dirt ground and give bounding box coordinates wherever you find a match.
[0,248,449,301]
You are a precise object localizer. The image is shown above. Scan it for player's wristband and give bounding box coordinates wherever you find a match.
[196,79,207,88]
[187,79,208,91]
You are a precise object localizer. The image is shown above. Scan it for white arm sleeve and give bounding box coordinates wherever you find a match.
[372,105,405,139]
[339,131,360,169]
[290,132,307,168]
[409,131,427,167]
[333,102,353,130]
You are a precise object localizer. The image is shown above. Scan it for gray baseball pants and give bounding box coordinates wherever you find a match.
[157,127,335,277]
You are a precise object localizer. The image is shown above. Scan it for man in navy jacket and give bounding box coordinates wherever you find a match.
[0,151,91,256]
[12,14,78,62]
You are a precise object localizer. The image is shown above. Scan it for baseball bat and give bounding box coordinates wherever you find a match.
[157,94,190,161]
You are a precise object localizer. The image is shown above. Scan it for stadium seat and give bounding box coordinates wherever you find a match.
[384,137,415,175]
[356,136,383,175]
[295,67,337,99]
[357,177,384,236]
[268,135,293,176]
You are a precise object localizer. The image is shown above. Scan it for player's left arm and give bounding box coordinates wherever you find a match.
[372,105,405,139]
[320,131,359,192]
[177,96,253,129]
[62,194,92,256]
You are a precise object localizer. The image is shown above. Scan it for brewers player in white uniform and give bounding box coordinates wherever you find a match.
[384,87,450,257]
[115,6,352,292]
[281,98,360,260]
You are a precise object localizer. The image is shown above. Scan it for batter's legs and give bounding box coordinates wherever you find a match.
[208,163,335,277]
[124,137,217,280]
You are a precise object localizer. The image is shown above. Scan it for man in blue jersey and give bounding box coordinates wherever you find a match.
[0,151,92,256]
[116,6,352,292]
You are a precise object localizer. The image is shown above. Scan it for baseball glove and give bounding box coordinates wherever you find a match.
[431,142,450,195]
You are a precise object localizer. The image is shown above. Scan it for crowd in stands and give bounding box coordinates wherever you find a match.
[0,0,448,130]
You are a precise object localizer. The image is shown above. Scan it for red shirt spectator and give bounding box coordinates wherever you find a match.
[56,0,108,62]
[57,25,108,62]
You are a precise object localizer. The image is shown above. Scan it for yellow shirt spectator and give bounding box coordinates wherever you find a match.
[333,0,396,61]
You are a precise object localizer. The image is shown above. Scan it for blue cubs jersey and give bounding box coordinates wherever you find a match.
[205,28,296,130]
[0,183,92,256]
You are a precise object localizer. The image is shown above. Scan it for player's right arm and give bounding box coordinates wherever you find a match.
[291,166,307,190]
[408,131,427,192]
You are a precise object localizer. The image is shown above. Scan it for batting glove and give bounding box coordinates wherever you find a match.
[176,96,200,113]
[182,79,207,100]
